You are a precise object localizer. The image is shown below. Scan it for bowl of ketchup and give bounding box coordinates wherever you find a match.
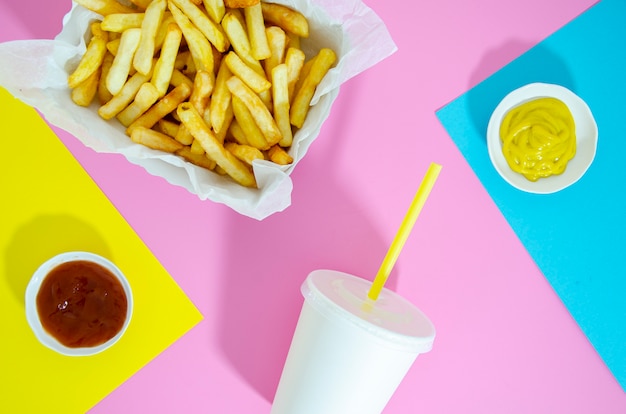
[25,251,133,356]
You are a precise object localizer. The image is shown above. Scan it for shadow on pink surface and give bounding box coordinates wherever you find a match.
[465,40,574,142]
[217,81,399,402]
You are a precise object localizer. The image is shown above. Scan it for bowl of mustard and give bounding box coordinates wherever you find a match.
[487,82,598,194]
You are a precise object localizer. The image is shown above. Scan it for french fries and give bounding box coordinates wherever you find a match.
[170,0,229,52]
[127,82,192,133]
[73,0,136,16]
[261,2,309,38]
[290,48,336,128]
[117,82,161,126]
[169,1,214,73]
[244,3,270,60]
[106,27,141,94]
[151,22,183,96]
[67,0,337,189]
[225,141,264,166]
[131,125,184,152]
[203,0,225,24]
[71,66,101,107]
[227,75,281,145]
[133,0,167,76]
[177,102,256,187]
[224,51,270,93]
[271,64,292,147]
[263,25,286,80]
[68,23,108,89]
[101,13,145,32]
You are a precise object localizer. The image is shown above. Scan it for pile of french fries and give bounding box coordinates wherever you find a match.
[68,0,337,188]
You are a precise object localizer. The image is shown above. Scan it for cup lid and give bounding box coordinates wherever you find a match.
[301,269,435,353]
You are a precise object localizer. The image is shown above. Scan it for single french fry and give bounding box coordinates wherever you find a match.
[91,20,109,39]
[106,27,142,95]
[224,0,259,8]
[156,118,181,137]
[170,0,228,52]
[177,102,256,187]
[284,47,304,101]
[68,32,108,88]
[190,138,205,154]
[286,31,300,50]
[231,95,268,150]
[155,12,175,49]
[209,59,233,134]
[225,142,264,166]
[127,82,192,133]
[98,52,115,104]
[73,0,136,15]
[292,56,313,100]
[259,89,273,112]
[202,0,225,24]
[131,126,185,153]
[117,82,161,127]
[227,7,245,26]
[214,164,227,175]
[101,13,145,32]
[186,70,214,151]
[108,30,121,41]
[227,75,282,145]
[263,26,286,80]
[214,103,233,144]
[106,37,121,55]
[223,51,270,94]
[172,70,207,145]
[129,0,153,10]
[221,12,263,74]
[71,66,101,107]
[271,64,292,147]
[245,3,270,61]
[183,49,198,76]
[261,2,309,38]
[134,0,167,76]
[290,48,336,128]
[176,146,217,170]
[99,69,153,119]
[267,144,293,165]
[175,124,195,145]
[227,119,248,145]
[190,70,214,112]
[169,1,214,72]
[174,50,192,70]
[151,22,183,96]
[170,68,195,88]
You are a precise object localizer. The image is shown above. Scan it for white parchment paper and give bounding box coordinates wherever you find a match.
[0,0,396,220]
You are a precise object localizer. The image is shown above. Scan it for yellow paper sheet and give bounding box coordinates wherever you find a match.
[0,87,203,412]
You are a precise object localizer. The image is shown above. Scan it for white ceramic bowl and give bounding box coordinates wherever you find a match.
[487,83,598,194]
[25,251,133,356]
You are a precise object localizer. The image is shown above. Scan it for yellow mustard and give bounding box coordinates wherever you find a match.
[499,97,576,181]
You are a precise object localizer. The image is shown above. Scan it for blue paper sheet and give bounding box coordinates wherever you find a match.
[436,0,626,391]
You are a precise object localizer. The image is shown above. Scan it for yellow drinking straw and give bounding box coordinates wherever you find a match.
[367,162,442,301]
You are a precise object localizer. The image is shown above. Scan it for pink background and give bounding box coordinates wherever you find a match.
[2,0,625,412]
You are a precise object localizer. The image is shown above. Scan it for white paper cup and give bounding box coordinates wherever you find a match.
[271,269,435,414]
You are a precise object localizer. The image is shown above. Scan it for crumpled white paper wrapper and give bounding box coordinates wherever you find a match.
[0,0,396,220]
